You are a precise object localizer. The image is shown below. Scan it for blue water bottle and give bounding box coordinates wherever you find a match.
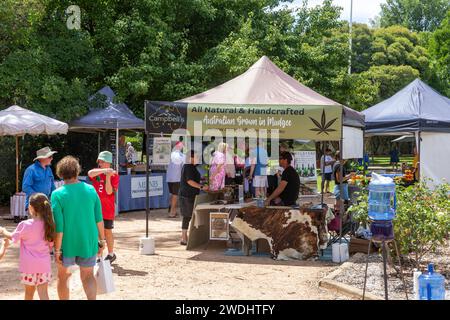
[368,179,396,221]
[418,264,446,300]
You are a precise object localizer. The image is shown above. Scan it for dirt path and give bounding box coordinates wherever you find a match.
[0,209,349,300]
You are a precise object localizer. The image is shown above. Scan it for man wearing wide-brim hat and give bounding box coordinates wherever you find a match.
[21,147,57,222]
[88,151,119,264]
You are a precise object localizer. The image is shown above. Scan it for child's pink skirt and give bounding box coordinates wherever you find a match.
[20,273,52,286]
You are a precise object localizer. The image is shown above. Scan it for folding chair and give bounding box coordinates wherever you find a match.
[327,204,357,246]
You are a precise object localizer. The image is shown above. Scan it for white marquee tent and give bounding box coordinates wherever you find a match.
[0,105,68,192]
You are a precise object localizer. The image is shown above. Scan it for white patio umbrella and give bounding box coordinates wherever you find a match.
[0,105,68,192]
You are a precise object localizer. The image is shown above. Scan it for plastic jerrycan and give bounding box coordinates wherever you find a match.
[418,264,446,300]
[368,173,396,221]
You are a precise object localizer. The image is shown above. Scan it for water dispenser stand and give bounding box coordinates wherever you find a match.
[362,225,409,300]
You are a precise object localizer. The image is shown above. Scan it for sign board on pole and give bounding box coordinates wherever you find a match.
[152,137,171,165]
[294,151,317,182]
[131,176,164,198]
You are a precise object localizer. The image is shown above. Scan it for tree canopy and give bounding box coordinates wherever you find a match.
[0,0,448,203]
[0,0,447,118]
[379,0,450,32]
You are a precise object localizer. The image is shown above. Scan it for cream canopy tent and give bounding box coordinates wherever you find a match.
[179,55,365,159]
[144,56,364,239]
[173,55,365,240]
[0,105,68,192]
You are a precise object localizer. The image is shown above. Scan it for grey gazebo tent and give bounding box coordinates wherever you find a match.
[70,86,144,171]
[70,87,144,213]
[363,78,450,184]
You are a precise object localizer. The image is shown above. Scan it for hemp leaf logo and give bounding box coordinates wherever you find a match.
[309,109,338,135]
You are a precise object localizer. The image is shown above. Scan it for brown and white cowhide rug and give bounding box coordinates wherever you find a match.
[231,205,327,260]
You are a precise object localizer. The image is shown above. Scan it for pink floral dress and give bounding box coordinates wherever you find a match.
[209,151,226,191]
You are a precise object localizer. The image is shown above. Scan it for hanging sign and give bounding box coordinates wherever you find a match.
[294,151,317,182]
[131,176,164,198]
[145,101,342,141]
[152,137,172,165]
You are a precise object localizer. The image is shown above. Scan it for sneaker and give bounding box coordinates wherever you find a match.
[104,253,116,264]
[13,216,20,223]
[180,241,187,246]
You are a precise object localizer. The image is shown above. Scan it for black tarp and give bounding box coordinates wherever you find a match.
[70,86,144,132]
[363,79,450,134]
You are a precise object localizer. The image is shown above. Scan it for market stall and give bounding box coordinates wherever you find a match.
[0,105,68,218]
[144,56,364,258]
[70,86,169,212]
[363,79,450,188]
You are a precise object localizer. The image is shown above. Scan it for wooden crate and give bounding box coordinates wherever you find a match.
[349,237,377,254]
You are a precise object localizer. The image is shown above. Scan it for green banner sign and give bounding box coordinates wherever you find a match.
[187,103,342,140]
[145,101,343,140]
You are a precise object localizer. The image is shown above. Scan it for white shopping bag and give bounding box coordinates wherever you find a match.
[95,258,115,295]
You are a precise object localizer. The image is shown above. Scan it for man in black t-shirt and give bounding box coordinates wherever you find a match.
[265,151,300,206]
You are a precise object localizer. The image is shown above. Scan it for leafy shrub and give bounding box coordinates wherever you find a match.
[394,181,450,268]
[348,188,370,227]
[347,180,450,268]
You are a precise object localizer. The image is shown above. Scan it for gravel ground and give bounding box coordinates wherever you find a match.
[0,208,350,300]
[333,242,450,300]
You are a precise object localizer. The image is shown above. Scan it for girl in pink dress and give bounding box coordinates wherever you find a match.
[209,142,228,191]
[0,193,55,300]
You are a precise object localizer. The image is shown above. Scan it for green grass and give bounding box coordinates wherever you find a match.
[369,156,413,168]
[315,175,335,192]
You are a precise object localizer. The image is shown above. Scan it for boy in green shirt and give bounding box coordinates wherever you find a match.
[51,156,105,300]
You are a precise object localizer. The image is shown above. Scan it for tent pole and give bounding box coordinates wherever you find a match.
[16,136,19,193]
[339,138,344,240]
[145,133,149,238]
[116,122,119,216]
[339,108,344,241]
[418,131,421,181]
[321,142,326,207]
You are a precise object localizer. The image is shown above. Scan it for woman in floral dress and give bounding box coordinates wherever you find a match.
[209,142,228,191]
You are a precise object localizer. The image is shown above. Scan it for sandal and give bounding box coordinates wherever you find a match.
[180,241,187,245]
[168,214,178,218]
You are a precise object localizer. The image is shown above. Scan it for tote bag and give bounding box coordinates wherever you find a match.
[95,258,115,295]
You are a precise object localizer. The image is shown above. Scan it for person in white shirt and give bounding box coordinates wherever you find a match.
[167,141,185,218]
[321,148,335,193]
[126,142,137,164]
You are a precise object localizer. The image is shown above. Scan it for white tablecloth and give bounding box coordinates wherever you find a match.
[10,181,65,218]
[10,193,26,218]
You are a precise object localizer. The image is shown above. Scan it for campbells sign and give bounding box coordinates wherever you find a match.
[145,101,187,134]
[145,101,342,140]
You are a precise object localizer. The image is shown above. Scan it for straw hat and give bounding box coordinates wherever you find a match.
[33,147,57,161]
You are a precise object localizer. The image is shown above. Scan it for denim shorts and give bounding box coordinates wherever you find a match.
[333,184,349,200]
[62,255,97,268]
